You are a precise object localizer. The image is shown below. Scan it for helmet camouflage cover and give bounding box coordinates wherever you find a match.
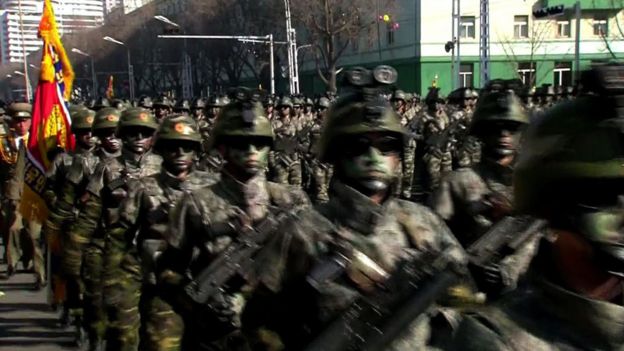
[156,114,202,144]
[118,107,159,131]
[514,63,624,216]
[470,90,529,136]
[317,65,405,162]
[206,88,274,151]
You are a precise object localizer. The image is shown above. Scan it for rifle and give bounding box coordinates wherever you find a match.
[184,209,291,306]
[304,215,546,351]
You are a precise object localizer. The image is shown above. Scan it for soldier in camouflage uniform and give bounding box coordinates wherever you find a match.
[269,96,302,187]
[190,97,206,122]
[430,86,536,295]
[59,107,123,349]
[104,115,214,351]
[71,107,161,351]
[156,89,310,350]
[138,95,154,111]
[2,103,41,283]
[154,96,174,123]
[263,96,275,121]
[448,63,624,351]
[44,106,96,339]
[256,66,465,350]
[302,97,333,204]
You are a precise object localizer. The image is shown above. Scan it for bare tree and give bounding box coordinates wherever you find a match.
[290,0,397,93]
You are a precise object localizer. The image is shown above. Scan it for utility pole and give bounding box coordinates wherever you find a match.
[17,0,32,102]
[451,0,461,90]
[574,1,581,81]
[479,0,490,87]
[284,0,299,94]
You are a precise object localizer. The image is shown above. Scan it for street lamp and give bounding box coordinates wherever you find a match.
[72,48,98,97]
[154,15,193,99]
[103,36,134,100]
[295,44,312,86]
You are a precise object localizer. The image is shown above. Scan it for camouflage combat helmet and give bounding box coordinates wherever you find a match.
[72,108,96,130]
[292,96,304,107]
[391,89,407,102]
[277,96,293,108]
[155,114,201,144]
[111,99,129,110]
[316,97,331,109]
[304,97,314,106]
[191,98,206,109]
[93,97,111,110]
[207,88,274,151]
[263,96,275,107]
[118,107,159,130]
[317,66,405,163]
[153,95,173,108]
[69,104,88,118]
[92,107,121,131]
[138,95,154,109]
[514,63,624,216]
[174,99,191,112]
[208,95,230,107]
[470,90,528,136]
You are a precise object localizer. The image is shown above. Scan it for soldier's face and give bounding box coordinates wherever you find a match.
[155,106,170,120]
[279,106,290,118]
[192,108,204,119]
[97,129,122,153]
[121,126,154,155]
[393,100,405,112]
[220,136,271,177]
[339,132,402,194]
[481,121,523,157]
[12,118,30,136]
[160,140,197,175]
[208,107,221,118]
[75,130,95,149]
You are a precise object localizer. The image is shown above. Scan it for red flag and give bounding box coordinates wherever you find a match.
[20,0,74,223]
[106,75,114,99]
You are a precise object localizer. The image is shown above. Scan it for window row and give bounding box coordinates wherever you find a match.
[459,16,609,39]
[458,61,572,88]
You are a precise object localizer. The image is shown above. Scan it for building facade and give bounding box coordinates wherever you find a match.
[0,0,104,64]
[299,0,624,95]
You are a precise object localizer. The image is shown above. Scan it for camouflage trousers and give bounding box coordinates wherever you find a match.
[140,284,183,351]
[4,212,44,280]
[309,163,332,204]
[102,240,140,351]
[83,238,108,346]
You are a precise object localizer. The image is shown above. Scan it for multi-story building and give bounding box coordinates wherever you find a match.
[0,0,104,64]
[299,0,624,94]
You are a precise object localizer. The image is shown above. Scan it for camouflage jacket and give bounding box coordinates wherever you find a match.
[449,255,624,350]
[107,169,217,285]
[45,146,96,206]
[72,150,162,242]
[430,158,514,246]
[46,147,107,228]
[270,181,465,350]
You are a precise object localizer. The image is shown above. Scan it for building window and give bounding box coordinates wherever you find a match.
[514,15,529,38]
[459,63,474,87]
[460,16,476,39]
[557,20,571,37]
[593,18,608,36]
[387,24,395,45]
[553,62,572,86]
[517,62,536,85]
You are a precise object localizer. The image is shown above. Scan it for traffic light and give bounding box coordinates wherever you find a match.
[533,5,565,18]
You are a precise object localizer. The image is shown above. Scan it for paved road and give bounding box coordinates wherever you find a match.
[0,265,75,351]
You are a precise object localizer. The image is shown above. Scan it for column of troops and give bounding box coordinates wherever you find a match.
[0,62,622,351]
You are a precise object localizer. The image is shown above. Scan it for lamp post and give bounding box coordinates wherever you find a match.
[103,36,134,100]
[72,48,98,97]
[295,44,311,88]
[154,15,193,99]
[17,0,31,102]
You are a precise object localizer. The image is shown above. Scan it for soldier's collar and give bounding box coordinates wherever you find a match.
[324,181,387,234]
[218,171,269,207]
[160,169,190,189]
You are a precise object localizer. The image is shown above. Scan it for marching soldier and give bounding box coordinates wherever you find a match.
[156,89,310,350]
[44,106,96,338]
[430,85,537,295]
[2,102,45,287]
[270,96,302,187]
[449,63,624,351]
[70,107,161,351]
[255,66,465,350]
[60,107,123,350]
[190,97,206,122]
[154,96,174,123]
[105,115,215,351]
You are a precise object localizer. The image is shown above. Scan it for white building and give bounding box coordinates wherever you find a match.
[0,0,104,64]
